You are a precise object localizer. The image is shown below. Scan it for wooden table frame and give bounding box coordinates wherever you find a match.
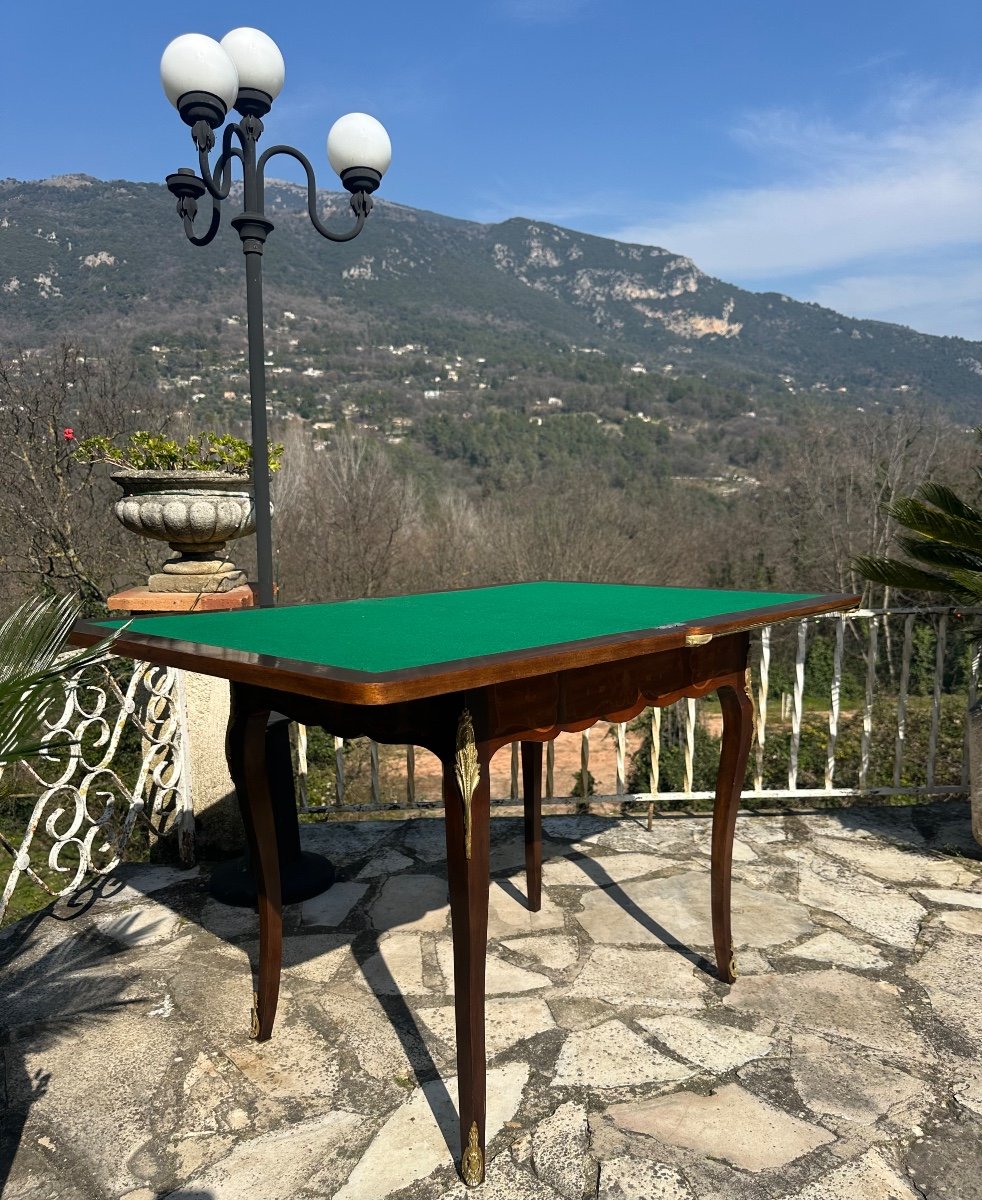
[74,588,855,1187]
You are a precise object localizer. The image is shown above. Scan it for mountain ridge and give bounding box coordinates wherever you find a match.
[0,174,979,421]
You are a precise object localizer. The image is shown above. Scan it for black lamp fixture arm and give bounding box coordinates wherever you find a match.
[166,122,242,248]
[258,143,374,241]
[165,168,221,247]
[195,120,242,200]
[173,121,242,245]
[168,117,376,247]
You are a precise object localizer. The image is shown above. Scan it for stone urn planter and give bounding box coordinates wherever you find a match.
[112,471,258,592]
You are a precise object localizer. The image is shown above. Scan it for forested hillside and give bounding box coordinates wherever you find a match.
[1,176,980,619]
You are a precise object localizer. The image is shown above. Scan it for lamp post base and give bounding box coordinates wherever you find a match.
[208,849,336,906]
[212,710,336,907]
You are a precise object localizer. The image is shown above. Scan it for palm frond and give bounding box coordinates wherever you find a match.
[942,567,982,601]
[0,594,123,767]
[916,481,982,527]
[893,535,982,574]
[886,498,982,553]
[851,554,978,602]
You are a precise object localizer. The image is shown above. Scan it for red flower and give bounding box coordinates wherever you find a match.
[63,428,75,441]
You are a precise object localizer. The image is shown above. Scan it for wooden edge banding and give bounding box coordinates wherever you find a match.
[69,592,860,708]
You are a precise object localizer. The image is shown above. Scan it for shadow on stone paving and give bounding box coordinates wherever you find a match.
[790,796,981,859]
[4,818,479,1165]
[498,863,717,977]
[105,813,707,1158]
[0,909,149,1195]
[12,801,969,1189]
[580,794,978,862]
[348,934,458,1158]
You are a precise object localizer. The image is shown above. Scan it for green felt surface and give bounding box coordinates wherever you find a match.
[99,582,822,675]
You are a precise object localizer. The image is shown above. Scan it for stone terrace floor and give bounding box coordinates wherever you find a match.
[3,801,982,1200]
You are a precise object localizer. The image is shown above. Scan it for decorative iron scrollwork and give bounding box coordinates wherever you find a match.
[0,658,192,923]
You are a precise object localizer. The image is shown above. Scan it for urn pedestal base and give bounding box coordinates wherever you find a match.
[108,584,258,612]
[148,565,248,593]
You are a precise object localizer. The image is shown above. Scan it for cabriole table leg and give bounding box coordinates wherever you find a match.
[227,690,283,1041]
[521,740,543,911]
[710,672,754,983]
[445,710,491,1186]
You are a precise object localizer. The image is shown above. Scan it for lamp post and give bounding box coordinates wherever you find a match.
[158,29,389,906]
[160,28,391,607]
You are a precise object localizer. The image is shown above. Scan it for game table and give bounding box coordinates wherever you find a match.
[75,581,857,1186]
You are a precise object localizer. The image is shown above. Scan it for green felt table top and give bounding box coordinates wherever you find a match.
[98,582,825,677]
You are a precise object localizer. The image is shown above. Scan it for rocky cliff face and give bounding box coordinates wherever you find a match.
[488,221,719,335]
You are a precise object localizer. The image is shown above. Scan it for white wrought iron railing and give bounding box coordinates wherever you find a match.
[0,657,193,925]
[1,606,978,923]
[296,607,981,821]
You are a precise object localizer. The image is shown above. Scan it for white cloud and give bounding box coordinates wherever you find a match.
[806,256,982,339]
[605,84,982,337]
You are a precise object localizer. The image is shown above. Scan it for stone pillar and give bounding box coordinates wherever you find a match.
[107,584,257,859]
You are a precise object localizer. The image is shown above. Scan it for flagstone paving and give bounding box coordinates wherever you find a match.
[2,798,981,1199]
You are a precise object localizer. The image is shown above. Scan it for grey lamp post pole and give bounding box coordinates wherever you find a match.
[160,28,391,607]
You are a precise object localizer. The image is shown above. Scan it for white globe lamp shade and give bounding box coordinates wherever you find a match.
[327,113,392,178]
[160,33,239,112]
[220,28,285,100]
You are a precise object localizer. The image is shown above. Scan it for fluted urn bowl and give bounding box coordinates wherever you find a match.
[112,471,258,593]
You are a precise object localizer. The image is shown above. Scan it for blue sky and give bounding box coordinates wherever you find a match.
[6,1,982,339]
